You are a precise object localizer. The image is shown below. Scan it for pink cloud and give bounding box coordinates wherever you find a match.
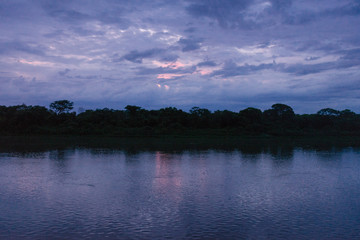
[198,68,213,75]
[157,73,186,79]
[152,60,186,69]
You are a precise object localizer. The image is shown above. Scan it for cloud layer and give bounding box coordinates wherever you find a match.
[1,0,360,113]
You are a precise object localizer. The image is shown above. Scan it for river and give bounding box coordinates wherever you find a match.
[0,137,359,239]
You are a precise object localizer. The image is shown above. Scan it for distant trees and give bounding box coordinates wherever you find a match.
[158,107,187,129]
[0,104,51,134]
[189,107,211,117]
[264,103,295,120]
[0,100,359,136]
[212,110,239,128]
[239,107,264,133]
[340,109,356,118]
[239,107,262,123]
[125,105,141,115]
[314,108,359,132]
[190,107,212,128]
[317,108,340,116]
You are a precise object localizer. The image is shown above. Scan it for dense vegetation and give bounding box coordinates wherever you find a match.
[0,100,359,136]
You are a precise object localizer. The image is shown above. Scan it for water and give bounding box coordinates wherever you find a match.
[0,137,359,239]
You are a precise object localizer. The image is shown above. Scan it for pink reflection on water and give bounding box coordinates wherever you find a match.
[153,151,183,203]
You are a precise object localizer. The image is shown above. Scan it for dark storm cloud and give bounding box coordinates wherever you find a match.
[212,61,274,77]
[324,78,360,98]
[282,49,360,76]
[184,0,298,29]
[294,40,341,54]
[339,48,360,60]
[136,65,197,75]
[212,46,360,77]
[269,0,292,12]
[267,0,316,25]
[282,62,336,76]
[282,11,317,25]
[185,0,360,29]
[281,1,360,26]
[197,60,217,67]
[58,68,71,76]
[73,74,100,80]
[324,1,360,17]
[41,0,131,29]
[305,57,320,61]
[184,27,196,33]
[178,38,202,52]
[70,27,105,36]
[40,1,91,22]
[281,2,360,26]
[43,30,65,38]
[116,48,169,63]
[47,9,90,23]
[185,0,252,28]
[159,54,179,62]
[0,41,46,56]
[0,0,39,20]
[95,13,131,29]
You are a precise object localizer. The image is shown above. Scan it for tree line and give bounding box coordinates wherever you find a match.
[0,100,359,136]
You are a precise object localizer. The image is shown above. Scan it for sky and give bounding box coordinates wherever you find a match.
[1,0,360,113]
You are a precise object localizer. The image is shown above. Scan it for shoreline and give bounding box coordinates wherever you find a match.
[1,135,360,153]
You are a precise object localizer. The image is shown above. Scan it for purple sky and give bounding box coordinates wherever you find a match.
[1,0,360,113]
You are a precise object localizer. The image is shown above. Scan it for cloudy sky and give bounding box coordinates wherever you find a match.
[1,0,360,113]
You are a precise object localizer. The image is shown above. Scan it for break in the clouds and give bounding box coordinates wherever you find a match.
[1,0,360,113]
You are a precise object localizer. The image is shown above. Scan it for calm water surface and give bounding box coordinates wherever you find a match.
[0,137,359,239]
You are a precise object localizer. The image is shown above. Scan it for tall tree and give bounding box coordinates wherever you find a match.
[50,100,74,114]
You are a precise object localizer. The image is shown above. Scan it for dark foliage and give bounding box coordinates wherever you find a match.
[0,101,359,136]
[49,100,74,114]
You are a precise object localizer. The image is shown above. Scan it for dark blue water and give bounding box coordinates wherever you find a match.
[0,143,360,239]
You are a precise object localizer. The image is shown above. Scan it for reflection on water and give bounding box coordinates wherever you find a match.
[0,137,360,239]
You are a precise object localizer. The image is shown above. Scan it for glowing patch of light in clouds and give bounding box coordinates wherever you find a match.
[156,83,170,90]
[157,73,187,79]
[197,68,213,75]
[152,60,186,69]
[18,59,55,67]
[235,44,275,56]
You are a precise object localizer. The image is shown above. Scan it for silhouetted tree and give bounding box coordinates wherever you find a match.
[125,105,141,115]
[158,107,187,128]
[239,107,264,133]
[317,108,340,116]
[263,104,296,135]
[50,100,74,114]
[314,108,340,131]
[337,109,359,132]
[271,104,295,118]
[189,107,211,117]
[190,107,211,128]
[239,107,262,122]
[212,110,239,128]
[124,105,146,127]
[264,104,295,121]
[340,109,356,118]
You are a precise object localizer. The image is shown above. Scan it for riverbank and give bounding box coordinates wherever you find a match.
[1,135,360,153]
